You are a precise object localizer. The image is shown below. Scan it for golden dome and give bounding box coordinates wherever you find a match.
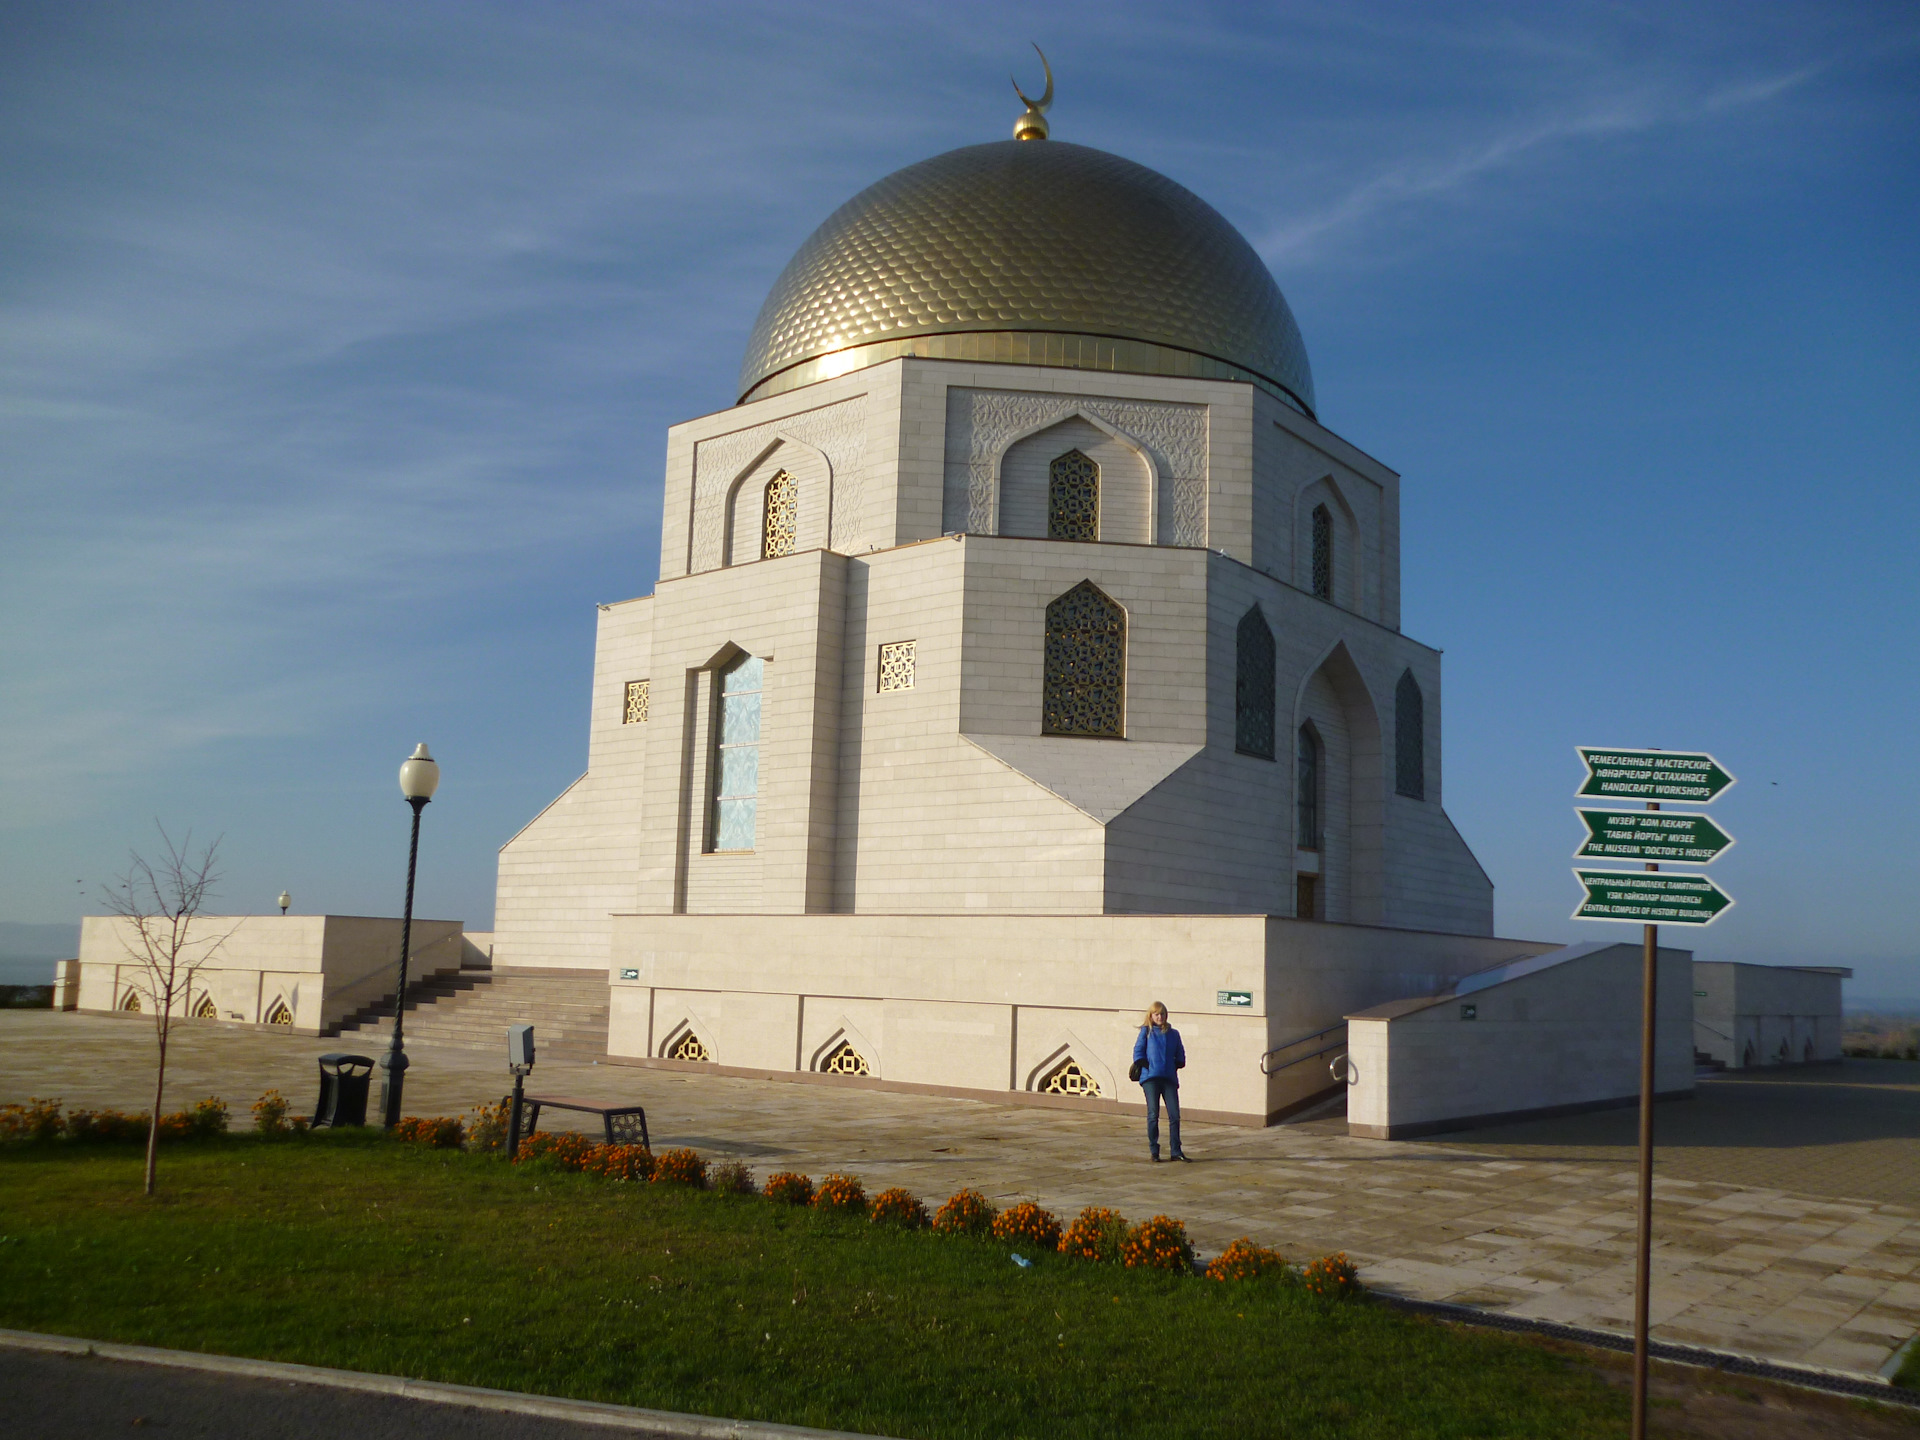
[737,139,1315,416]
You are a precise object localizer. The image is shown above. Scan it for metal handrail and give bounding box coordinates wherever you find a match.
[1260,1021,1348,1075]
[1692,1021,1735,1043]
[1266,1040,1349,1075]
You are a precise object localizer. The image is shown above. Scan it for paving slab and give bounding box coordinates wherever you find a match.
[3,1009,1916,1380]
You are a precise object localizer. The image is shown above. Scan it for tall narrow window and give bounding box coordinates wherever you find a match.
[711,654,763,851]
[762,472,797,559]
[1395,669,1426,800]
[1311,504,1333,601]
[1296,724,1321,850]
[1048,450,1099,541]
[1043,581,1125,737]
[1235,606,1276,759]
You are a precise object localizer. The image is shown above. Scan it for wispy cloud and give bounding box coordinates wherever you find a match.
[1256,63,1827,265]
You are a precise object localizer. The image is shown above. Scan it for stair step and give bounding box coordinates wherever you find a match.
[325,970,611,1058]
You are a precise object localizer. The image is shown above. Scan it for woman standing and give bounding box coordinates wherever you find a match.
[1130,1001,1189,1162]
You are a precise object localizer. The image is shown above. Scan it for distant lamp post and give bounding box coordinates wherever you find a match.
[277,891,291,916]
[379,743,440,1129]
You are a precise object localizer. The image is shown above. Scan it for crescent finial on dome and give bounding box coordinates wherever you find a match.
[1011,45,1053,141]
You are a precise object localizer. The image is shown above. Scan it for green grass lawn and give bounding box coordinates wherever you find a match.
[0,1132,1682,1438]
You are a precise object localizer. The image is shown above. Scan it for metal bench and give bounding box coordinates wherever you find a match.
[512,1094,649,1149]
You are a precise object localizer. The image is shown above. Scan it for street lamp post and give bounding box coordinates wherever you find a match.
[379,742,440,1129]
[277,890,291,915]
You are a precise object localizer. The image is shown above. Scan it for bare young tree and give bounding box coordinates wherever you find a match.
[105,826,235,1195]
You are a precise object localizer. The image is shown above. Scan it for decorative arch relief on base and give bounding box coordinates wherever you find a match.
[690,396,869,572]
[809,1017,881,1080]
[1023,1030,1117,1100]
[943,388,1208,545]
[659,1014,716,1064]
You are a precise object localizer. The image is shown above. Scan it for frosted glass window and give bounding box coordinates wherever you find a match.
[1235,606,1275,759]
[1395,669,1426,800]
[711,654,763,851]
[1297,724,1321,850]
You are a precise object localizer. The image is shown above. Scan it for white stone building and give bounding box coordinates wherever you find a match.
[492,108,1548,1124]
[1692,961,1848,1069]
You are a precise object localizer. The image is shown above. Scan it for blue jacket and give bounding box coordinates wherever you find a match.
[1133,1024,1185,1083]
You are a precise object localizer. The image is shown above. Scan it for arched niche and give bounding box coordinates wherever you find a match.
[723,437,832,565]
[1291,642,1384,925]
[996,414,1154,545]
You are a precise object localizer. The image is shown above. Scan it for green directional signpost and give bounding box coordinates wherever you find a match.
[1574,810,1735,865]
[1572,747,1735,1440]
[1573,869,1735,924]
[1577,747,1736,804]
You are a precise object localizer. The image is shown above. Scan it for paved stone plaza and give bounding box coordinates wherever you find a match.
[4,1010,1916,1381]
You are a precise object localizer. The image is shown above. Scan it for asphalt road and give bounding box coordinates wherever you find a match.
[3,1347,697,1440]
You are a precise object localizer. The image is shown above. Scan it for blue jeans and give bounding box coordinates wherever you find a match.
[1142,1077,1182,1158]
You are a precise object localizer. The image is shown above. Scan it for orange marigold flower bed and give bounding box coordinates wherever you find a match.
[813,1173,866,1214]
[930,1188,997,1237]
[1058,1206,1129,1264]
[1204,1237,1290,1281]
[1301,1251,1362,1300]
[651,1146,707,1187]
[1122,1214,1194,1272]
[764,1171,814,1206]
[991,1200,1061,1251]
[590,1144,655,1181]
[392,1116,465,1149]
[868,1187,928,1229]
[62,1108,151,1143]
[515,1131,598,1171]
[0,1098,66,1143]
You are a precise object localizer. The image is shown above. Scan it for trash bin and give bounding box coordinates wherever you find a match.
[312,1053,374,1128]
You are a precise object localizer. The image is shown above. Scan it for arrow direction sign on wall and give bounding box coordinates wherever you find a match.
[1574,811,1735,864]
[1572,870,1735,925]
[1576,748,1736,804]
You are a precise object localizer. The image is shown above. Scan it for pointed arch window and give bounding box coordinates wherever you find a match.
[1043,581,1125,737]
[1048,450,1099,541]
[1297,723,1321,850]
[1235,606,1276,759]
[761,471,797,559]
[1395,669,1426,800]
[1311,504,1333,601]
[710,654,763,851]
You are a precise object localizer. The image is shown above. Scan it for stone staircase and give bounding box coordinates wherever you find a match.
[330,967,610,1061]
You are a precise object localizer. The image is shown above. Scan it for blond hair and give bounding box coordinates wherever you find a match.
[1142,1000,1169,1027]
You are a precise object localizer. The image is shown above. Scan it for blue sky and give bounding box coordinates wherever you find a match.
[3,2,1916,996]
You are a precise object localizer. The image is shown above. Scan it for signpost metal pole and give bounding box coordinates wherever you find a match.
[1631,803,1658,1440]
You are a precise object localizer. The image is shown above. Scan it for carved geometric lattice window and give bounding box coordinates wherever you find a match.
[1297,724,1321,851]
[762,471,797,559]
[1235,606,1276,759]
[820,1041,870,1076]
[624,679,650,725]
[669,1030,711,1062]
[120,989,142,1012]
[1040,1056,1102,1097]
[1048,450,1099,542]
[1395,669,1425,800]
[877,640,916,693]
[265,999,293,1026]
[1042,581,1125,738]
[1311,504,1333,601]
[193,994,217,1019]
